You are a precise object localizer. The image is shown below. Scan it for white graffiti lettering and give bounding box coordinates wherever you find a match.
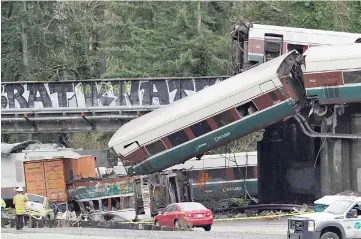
[1,78,226,109]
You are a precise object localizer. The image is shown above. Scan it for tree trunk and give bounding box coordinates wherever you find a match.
[93,2,106,78]
[197,2,201,33]
[21,2,29,73]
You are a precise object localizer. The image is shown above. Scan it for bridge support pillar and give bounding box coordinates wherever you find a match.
[320,103,361,196]
[257,110,319,204]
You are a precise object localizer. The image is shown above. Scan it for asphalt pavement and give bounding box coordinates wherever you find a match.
[1,219,288,239]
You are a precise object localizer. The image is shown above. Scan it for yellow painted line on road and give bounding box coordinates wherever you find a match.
[122,211,314,224]
[213,211,314,222]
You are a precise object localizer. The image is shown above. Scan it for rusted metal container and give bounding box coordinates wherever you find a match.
[24,159,67,202]
[43,159,67,202]
[23,161,46,197]
[63,156,96,183]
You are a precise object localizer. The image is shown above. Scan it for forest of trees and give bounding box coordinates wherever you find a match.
[2,1,361,151]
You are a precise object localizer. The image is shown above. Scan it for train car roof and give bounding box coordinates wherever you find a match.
[252,24,361,38]
[108,51,296,148]
[302,44,361,72]
[303,43,361,62]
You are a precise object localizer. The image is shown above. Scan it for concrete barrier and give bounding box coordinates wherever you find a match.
[10,219,15,228]
[44,219,55,228]
[80,220,91,227]
[152,225,161,231]
[1,218,5,228]
[141,224,153,230]
[2,217,177,232]
[37,219,44,228]
[27,218,37,228]
[161,226,171,231]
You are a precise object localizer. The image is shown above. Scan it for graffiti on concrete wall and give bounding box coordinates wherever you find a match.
[1,77,227,109]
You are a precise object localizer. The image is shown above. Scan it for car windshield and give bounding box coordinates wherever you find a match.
[27,194,45,204]
[324,200,353,215]
[180,203,206,211]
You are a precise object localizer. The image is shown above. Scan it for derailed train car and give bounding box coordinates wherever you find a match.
[302,44,361,106]
[108,50,306,176]
[169,152,258,209]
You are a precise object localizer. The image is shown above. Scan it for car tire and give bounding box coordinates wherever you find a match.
[174,220,181,229]
[43,212,55,220]
[320,232,340,239]
[154,220,160,226]
[203,225,211,231]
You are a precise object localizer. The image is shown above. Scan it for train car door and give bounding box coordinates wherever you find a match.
[264,34,283,62]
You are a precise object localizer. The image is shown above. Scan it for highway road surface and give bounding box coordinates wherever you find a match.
[2,219,288,239]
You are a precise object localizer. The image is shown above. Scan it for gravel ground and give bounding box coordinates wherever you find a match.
[1,219,288,239]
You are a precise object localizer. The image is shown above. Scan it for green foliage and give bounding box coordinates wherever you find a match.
[349,1,361,33]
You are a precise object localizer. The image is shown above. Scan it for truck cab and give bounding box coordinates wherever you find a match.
[288,197,361,239]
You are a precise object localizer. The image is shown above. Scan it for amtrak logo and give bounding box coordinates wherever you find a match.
[355,222,361,229]
[214,132,230,142]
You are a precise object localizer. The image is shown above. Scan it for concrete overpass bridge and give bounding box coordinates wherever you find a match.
[1,76,228,133]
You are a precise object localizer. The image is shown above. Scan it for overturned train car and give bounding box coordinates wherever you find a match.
[67,170,193,220]
[108,50,306,176]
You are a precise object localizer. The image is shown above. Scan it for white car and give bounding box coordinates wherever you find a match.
[288,197,361,239]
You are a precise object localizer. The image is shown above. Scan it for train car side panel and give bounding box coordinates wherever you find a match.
[128,99,295,175]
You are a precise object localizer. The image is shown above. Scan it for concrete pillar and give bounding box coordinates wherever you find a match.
[319,104,361,196]
[350,110,361,192]
[258,113,318,204]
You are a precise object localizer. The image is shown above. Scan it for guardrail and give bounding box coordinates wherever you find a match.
[1,105,164,115]
[1,105,164,133]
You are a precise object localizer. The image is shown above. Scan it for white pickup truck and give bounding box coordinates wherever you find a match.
[287,196,361,239]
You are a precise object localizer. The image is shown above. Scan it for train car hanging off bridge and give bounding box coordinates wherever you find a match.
[108,50,306,176]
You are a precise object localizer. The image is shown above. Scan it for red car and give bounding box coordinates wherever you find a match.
[154,202,213,231]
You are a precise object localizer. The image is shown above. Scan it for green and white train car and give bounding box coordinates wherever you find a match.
[168,152,258,203]
[302,43,361,106]
[108,50,306,176]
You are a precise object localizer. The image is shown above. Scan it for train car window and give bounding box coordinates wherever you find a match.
[279,87,286,96]
[167,130,189,146]
[92,200,100,211]
[111,197,121,210]
[190,120,212,137]
[269,91,279,103]
[236,101,258,117]
[287,43,307,54]
[200,168,227,182]
[123,196,134,209]
[264,34,283,62]
[233,166,255,179]
[213,110,235,128]
[343,70,361,84]
[101,199,109,212]
[145,140,166,156]
[187,171,200,182]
